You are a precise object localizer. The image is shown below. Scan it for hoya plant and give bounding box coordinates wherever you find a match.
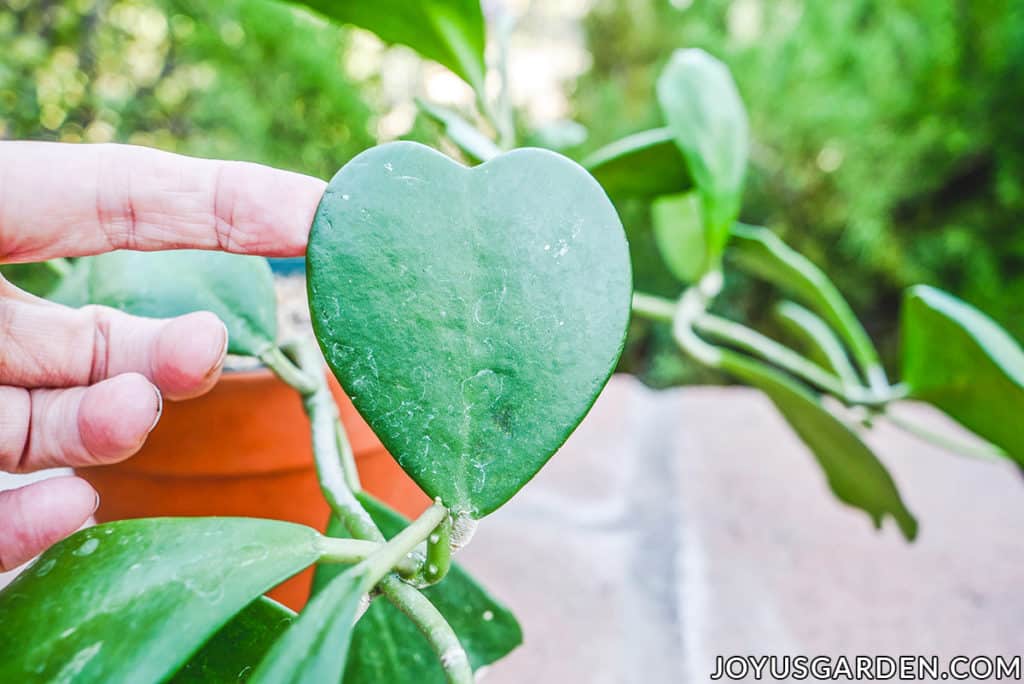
[2,1,1023,682]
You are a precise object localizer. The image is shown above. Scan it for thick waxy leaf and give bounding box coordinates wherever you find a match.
[417,99,500,163]
[651,192,707,283]
[293,0,486,91]
[656,49,748,258]
[729,224,885,388]
[901,285,1024,463]
[50,250,277,357]
[0,260,69,296]
[249,568,370,684]
[170,597,296,683]
[0,518,321,684]
[583,128,692,199]
[307,142,631,517]
[313,494,522,683]
[720,355,917,539]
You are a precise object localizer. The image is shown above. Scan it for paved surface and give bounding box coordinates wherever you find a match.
[3,378,1023,682]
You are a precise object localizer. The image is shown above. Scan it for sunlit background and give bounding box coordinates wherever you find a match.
[2,0,1022,385]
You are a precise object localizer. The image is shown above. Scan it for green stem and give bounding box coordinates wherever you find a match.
[881,409,1006,461]
[494,12,516,150]
[378,576,473,684]
[315,537,420,576]
[280,337,381,542]
[335,419,362,493]
[361,502,447,584]
[259,346,318,396]
[279,336,471,683]
[422,512,452,585]
[631,292,676,323]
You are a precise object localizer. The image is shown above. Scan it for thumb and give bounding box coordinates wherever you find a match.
[0,476,98,572]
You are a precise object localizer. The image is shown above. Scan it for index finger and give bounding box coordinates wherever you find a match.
[0,142,327,263]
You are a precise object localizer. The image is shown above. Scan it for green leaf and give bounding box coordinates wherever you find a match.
[583,128,692,199]
[170,597,296,684]
[729,224,885,388]
[0,518,322,684]
[292,0,486,92]
[524,120,588,153]
[0,260,70,296]
[416,98,500,163]
[901,285,1024,463]
[651,192,707,282]
[721,355,918,540]
[314,493,522,683]
[656,49,748,259]
[50,250,277,357]
[307,142,632,517]
[249,568,370,684]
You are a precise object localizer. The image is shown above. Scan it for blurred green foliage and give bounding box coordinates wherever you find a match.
[577,0,1024,385]
[0,0,376,179]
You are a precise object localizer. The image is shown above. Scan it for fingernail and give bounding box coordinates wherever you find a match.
[148,385,164,433]
[205,320,229,378]
[91,491,101,515]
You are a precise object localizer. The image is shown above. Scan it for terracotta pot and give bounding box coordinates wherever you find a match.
[75,369,430,610]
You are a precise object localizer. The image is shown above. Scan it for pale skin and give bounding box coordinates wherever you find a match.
[0,142,327,571]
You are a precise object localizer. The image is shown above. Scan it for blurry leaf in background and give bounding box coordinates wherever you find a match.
[584,128,692,199]
[901,285,1024,464]
[656,48,748,264]
[523,119,588,154]
[651,192,706,283]
[0,260,70,297]
[288,0,486,92]
[52,251,277,357]
[774,300,861,389]
[171,597,296,684]
[314,493,523,684]
[722,356,918,540]
[416,98,499,163]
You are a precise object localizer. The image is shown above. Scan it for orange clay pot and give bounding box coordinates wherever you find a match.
[75,368,430,610]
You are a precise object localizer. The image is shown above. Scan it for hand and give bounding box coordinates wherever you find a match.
[0,142,326,571]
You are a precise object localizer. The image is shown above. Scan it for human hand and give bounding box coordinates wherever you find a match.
[0,142,326,571]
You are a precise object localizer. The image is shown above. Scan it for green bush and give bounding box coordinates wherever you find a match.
[576,0,1024,383]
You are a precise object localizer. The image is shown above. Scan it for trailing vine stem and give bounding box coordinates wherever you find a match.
[879,409,1006,462]
[631,277,901,408]
[267,336,474,684]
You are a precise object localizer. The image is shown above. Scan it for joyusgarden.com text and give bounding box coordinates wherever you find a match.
[710,655,1022,681]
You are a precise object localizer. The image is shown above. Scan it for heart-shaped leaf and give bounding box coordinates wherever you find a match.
[292,0,486,92]
[307,142,631,518]
[651,192,707,283]
[313,493,522,683]
[901,285,1024,463]
[50,250,277,357]
[0,518,321,683]
[722,355,917,540]
[583,128,692,199]
[656,48,748,259]
[170,597,296,683]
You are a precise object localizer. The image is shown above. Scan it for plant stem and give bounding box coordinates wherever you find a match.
[275,336,472,683]
[422,512,452,585]
[361,502,447,584]
[881,409,1006,461]
[335,419,363,492]
[633,288,896,407]
[285,337,382,541]
[259,346,318,396]
[378,576,473,684]
[315,538,385,564]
